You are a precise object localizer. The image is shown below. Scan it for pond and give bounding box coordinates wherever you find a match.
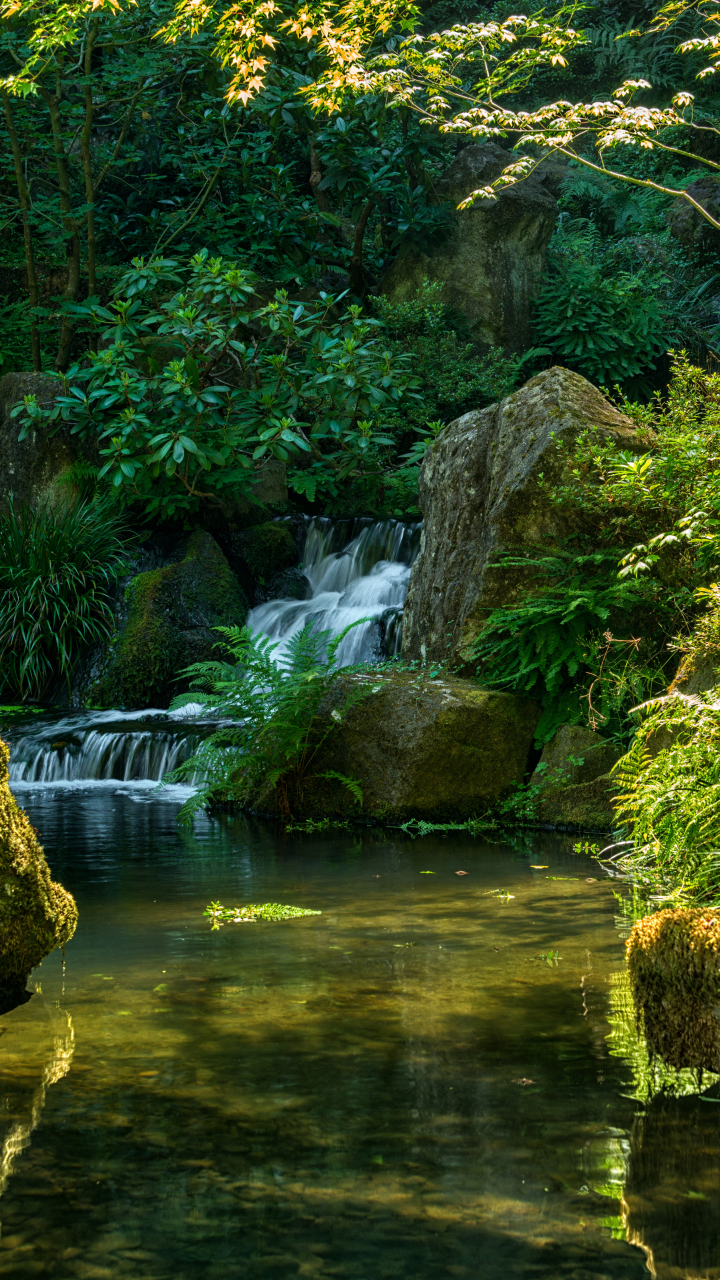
[2,783,719,1279]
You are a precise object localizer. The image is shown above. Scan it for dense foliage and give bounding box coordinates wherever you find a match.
[0,498,127,700]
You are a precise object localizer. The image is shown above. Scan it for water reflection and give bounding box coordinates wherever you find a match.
[0,788,702,1277]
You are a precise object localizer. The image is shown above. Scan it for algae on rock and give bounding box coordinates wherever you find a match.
[0,739,77,1011]
[94,529,247,709]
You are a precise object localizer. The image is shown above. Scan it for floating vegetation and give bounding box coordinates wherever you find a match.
[538,950,561,966]
[626,908,720,1074]
[204,902,322,930]
[285,818,351,833]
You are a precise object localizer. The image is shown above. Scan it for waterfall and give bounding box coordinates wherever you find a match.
[7,708,202,791]
[7,518,420,792]
[248,517,421,666]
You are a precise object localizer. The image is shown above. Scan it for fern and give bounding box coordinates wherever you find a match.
[164,619,375,822]
[471,548,670,744]
[611,691,720,906]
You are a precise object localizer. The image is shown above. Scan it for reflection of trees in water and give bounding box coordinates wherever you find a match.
[607,968,720,1278]
[624,1095,720,1280]
[607,969,719,1102]
[0,1007,74,1198]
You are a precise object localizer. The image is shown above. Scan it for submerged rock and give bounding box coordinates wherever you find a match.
[254,670,539,821]
[0,739,77,1011]
[91,529,247,709]
[402,366,650,670]
[382,143,558,350]
[529,724,621,831]
[627,908,720,1074]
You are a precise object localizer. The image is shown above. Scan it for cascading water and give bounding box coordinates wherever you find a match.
[6,518,420,792]
[248,517,421,665]
[6,708,203,794]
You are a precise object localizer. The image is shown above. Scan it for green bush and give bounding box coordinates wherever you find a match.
[533,227,667,391]
[0,497,128,701]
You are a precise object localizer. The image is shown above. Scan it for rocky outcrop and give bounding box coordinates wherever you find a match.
[529,724,621,830]
[382,144,559,350]
[402,366,651,669]
[0,739,77,1012]
[668,175,720,256]
[218,519,300,605]
[254,670,539,821]
[0,371,98,510]
[89,530,247,709]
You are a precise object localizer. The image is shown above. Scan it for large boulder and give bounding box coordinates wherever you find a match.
[0,371,98,510]
[529,724,621,830]
[402,366,650,669]
[382,144,559,350]
[0,739,77,1012]
[218,519,300,604]
[90,530,247,709]
[254,670,539,821]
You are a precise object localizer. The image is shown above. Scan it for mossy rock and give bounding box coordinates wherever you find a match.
[94,529,247,709]
[627,908,720,1074]
[529,724,621,831]
[253,669,539,821]
[0,739,77,1010]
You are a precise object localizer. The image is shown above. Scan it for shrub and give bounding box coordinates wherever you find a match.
[166,621,377,823]
[0,497,128,700]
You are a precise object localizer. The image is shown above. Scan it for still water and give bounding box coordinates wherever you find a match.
[2,786,719,1279]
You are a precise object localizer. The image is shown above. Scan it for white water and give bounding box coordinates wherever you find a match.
[248,517,421,666]
[7,518,420,790]
[7,708,201,792]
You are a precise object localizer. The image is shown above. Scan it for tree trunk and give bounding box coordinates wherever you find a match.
[2,90,42,371]
[349,200,373,297]
[309,139,331,213]
[41,89,81,371]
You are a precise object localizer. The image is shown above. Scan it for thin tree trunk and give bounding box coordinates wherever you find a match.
[81,20,99,350]
[2,90,42,371]
[40,85,82,371]
[309,139,331,213]
[349,200,373,296]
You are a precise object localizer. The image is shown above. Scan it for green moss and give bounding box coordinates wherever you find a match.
[95,530,247,709]
[0,738,77,998]
[627,908,720,1073]
[235,521,297,580]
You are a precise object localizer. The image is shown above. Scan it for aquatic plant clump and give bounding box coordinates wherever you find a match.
[204,902,322,930]
[626,908,720,1074]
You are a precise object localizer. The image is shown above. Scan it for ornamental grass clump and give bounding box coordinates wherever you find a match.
[0,496,128,701]
[627,908,720,1074]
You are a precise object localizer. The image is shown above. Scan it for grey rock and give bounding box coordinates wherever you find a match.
[0,371,99,510]
[529,724,621,831]
[402,365,651,669]
[252,670,539,821]
[668,175,720,254]
[382,143,558,349]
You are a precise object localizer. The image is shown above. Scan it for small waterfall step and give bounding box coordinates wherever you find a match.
[249,517,421,665]
[6,709,204,788]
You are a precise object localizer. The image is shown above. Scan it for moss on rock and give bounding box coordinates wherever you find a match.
[0,739,77,1009]
[529,724,621,830]
[95,529,246,709]
[627,908,720,1073]
[253,669,539,821]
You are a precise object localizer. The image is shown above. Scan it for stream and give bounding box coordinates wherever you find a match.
[1,518,719,1277]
